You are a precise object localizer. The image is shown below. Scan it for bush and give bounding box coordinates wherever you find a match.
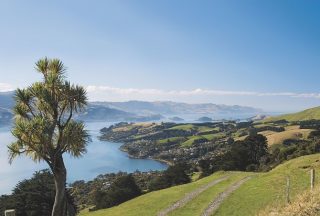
[93,174,141,210]
[148,163,191,191]
[308,130,320,139]
[199,134,269,175]
[246,164,258,171]
[0,170,77,216]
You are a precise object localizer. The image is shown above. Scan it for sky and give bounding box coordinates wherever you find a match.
[0,0,320,112]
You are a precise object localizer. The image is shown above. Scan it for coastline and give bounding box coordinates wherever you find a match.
[120,146,173,166]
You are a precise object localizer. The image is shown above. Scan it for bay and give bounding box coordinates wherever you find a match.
[0,121,167,195]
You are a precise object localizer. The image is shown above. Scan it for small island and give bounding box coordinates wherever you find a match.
[197,116,213,122]
[169,116,185,121]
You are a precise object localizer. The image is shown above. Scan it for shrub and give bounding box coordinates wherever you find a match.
[148,163,191,191]
[93,174,141,210]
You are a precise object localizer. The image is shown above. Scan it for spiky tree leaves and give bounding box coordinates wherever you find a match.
[8,58,90,216]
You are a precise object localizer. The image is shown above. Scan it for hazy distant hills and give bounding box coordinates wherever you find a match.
[92,101,262,116]
[0,92,163,123]
[0,91,14,125]
[0,91,263,124]
[0,91,162,123]
[0,91,14,109]
[76,104,163,122]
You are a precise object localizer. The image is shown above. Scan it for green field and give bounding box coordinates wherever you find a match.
[157,136,187,145]
[167,173,250,216]
[215,154,320,216]
[80,154,320,216]
[168,124,195,131]
[180,133,226,147]
[79,171,233,216]
[168,124,215,133]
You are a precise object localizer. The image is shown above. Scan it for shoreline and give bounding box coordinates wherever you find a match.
[120,146,173,166]
[99,136,172,167]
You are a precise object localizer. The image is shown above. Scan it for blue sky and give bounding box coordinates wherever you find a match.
[0,0,320,112]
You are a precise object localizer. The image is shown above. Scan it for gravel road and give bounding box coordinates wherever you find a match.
[157,175,230,216]
[201,176,252,216]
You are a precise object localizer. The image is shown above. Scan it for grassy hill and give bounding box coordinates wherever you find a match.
[258,125,314,146]
[265,106,320,122]
[80,154,320,216]
[235,125,314,146]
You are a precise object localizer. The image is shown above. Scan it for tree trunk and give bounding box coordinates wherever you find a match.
[51,155,67,216]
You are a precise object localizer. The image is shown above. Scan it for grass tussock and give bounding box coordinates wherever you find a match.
[258,186,320,216]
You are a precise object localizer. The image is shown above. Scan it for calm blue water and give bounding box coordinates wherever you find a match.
[0,122,167,195]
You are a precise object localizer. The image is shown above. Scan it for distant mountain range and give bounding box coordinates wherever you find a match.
[91,101,262,116]
[0,91,14,125]
[75,104,163,122]
[0,91,263,125]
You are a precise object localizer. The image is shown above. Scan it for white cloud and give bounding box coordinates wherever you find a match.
[86,85,320,101]
[0,83,14,92]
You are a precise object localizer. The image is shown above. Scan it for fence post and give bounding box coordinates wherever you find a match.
[311,168,315,190]
[4,209,15,216]
[286,176,290,204]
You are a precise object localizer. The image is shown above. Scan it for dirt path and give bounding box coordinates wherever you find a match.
[157,176,229,216]
[201,176,252,216]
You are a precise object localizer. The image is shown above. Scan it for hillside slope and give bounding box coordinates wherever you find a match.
[265,106,320,122]
[80,154,320,216]
[259,185,320,216]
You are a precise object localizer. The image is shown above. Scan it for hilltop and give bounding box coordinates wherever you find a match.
[265,106,320,122]
[79,154,320,216]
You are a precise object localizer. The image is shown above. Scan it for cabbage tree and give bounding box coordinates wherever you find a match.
[8,58,90,216]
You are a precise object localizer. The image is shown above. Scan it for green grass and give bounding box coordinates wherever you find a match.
[168,124,195,131]
[79,171,230,216]
[202,133,225,140]
[232,129,248,138]
[197,126,216,133]
[168,124,215,133]
[265,106,320,122]
[181,136,202,147]
[259,182,320,215]
[181,133,226,147]
[157,136,186,144]
[80,154,320,216]
[191,172,201,182]
[215,154,320,216]
[168,172,251,216]
[253,123,279,128]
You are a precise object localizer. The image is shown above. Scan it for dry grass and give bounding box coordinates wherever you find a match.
[234,126,313,145]
[284,125,300,130]
[258,186,320,216]
[264,129,313,145]
[134,122,157,127]
[258,130,278,137]
[235,135,247,141]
